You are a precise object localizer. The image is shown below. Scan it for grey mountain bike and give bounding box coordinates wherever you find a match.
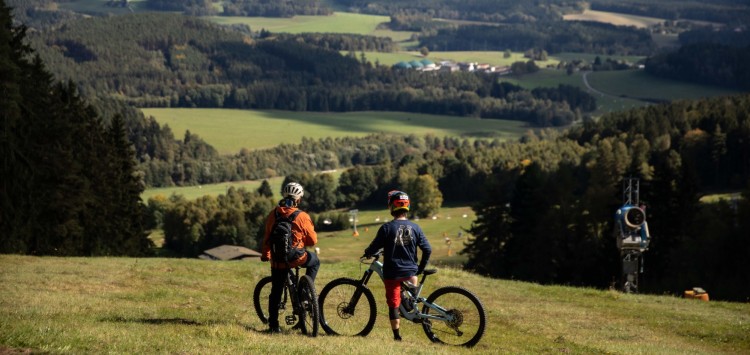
[253,266,319,337]
[318,250,486,347]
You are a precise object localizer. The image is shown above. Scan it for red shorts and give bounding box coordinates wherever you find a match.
[384,277,412,308]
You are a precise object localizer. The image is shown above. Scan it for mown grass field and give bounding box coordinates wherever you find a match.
[140,108,528,155]
[499,68,742,115]
[2,253,749,354]
[208,12,416,42]
[563,9,666,29]
[355,50,548,67]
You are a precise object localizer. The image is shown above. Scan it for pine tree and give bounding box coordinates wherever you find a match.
[0,0,28,253]
[1,1,151,255]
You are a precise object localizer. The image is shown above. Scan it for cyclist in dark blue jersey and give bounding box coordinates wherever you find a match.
[364,190,431,341]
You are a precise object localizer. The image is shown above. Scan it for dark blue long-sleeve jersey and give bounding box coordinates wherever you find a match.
[364,219,432,279]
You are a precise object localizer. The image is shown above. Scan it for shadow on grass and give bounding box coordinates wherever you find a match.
[101,316,226,326]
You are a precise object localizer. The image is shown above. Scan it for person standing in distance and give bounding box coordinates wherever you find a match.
[261,182,319,333]
[363,190,431,341]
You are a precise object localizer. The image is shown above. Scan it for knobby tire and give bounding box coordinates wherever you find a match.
[318,278,377,336]
[252,276,273,324]
[421,286,486,347]
[298,275,320,337]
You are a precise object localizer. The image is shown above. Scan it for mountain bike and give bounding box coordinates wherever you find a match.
[318,250,486,347]
[253,266,319,337]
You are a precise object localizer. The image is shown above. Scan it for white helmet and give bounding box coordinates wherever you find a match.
[282,182,304,199]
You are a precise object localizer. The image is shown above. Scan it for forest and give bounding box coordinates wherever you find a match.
[1,3,152,256]
[645,43,750,90]
[24,13,595,130]
[418,21,657,55]
[2,0,750,301]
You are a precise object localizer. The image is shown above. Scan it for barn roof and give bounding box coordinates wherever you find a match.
[200,245,261,261]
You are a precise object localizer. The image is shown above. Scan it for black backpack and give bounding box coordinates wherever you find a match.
[270,209,304,263]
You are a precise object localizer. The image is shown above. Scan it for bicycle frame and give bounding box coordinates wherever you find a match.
[282,268,302,325]
[355,254,458,325]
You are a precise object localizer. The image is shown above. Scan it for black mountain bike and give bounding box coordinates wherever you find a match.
[253,266,319,337]
[318,251,486,347]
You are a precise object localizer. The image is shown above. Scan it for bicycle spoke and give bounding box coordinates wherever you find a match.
[319,278,376,336]
[422,287,486,347]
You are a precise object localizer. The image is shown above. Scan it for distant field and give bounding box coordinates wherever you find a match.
[553,52,645,64]
[141,108,528,155]
[563,9,665,28]
[315,205,476,266]
[141,172,349,202]
[142,176,288,202]
[207,11,416,42]
[358,50,540,67]
[585,69,741,102]
[499,69,645,114]
[700,192,742,204]
[500,68,741,115]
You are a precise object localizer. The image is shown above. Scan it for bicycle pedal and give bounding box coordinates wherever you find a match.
[285,316,296,325]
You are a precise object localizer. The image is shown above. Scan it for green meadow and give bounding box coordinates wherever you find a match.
[140,108,529,155]
[354,50,540,67]
[499,68,741,115]
[208,11,416,42]
[2,253,749,354]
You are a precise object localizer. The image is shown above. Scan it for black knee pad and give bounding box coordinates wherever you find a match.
[389,307,400,320]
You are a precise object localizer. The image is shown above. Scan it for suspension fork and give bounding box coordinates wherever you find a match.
[344,269,374,314]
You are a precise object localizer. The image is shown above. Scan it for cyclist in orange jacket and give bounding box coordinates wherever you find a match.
[261,182,319,333]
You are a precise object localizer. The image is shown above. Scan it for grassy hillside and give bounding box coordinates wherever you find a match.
[563,9,666,29]
[140,108,528,154]
[1,255,748,354]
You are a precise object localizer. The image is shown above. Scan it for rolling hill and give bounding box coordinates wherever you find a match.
[0,255,748,354]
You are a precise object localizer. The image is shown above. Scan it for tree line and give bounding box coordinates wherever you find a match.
[331,0,584,23]
[1,1,151,256]
[146,0,332,17]
[465,93,750,301]
[645,43,750,90]
[418,21,657,56]
[590,0,750,26]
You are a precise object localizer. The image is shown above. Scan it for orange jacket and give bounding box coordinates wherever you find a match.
[262,206,317,269]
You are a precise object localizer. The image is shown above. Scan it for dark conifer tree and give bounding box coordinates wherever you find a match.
[0,1,151,255]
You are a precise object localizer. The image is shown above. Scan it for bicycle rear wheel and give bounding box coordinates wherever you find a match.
[253,276,293,330]
[318,278,377,336]
[421,286,486,347]
[253,276,273,324]
[298,275,319,337]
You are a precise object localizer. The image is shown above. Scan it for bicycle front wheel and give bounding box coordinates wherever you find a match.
[318,278,377,336]
[298,275,319,337]
[421,286,486,347]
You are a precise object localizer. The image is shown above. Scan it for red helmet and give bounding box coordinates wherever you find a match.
[387,190,410,213]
